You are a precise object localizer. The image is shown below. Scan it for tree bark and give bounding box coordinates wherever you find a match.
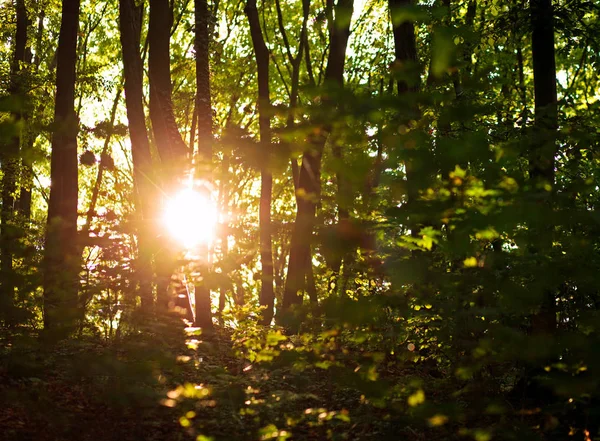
[194,0,214,329]
[148,0,191,311]
[390,0,421,238]
[246,0,275,325]
[1,0,28,315]
[148,0,188,166]
[530,0,558,334]
[217,154,229,323]
[119,0,155,310]
[195,0,212,168]
[43,0,81,337]
[276,0,318,303]
[283,0,353,312]
[17,9,46,221]
[389,0,419,95]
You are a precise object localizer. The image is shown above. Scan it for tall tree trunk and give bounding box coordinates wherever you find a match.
[217,154,229,322]
[148,0,190,310]
[390,0,419,94]
[327,0,352,285]
[389,0,420,227]
[148,0,188,166]
[195,0,212,171]
[283,0,353,312]
[246,0,274,326]
[18,10,46,221]
[119,0,155,309]
[43,0,81,337]
[1,0,28,316]
[530,0,558,334]
[81,87,122,239]
[275,0,317,302]
[193,0,214,329]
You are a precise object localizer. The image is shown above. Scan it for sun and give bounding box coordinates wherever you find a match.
[162,188,217,248]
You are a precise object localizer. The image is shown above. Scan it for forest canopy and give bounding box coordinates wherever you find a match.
[1,0,600,439]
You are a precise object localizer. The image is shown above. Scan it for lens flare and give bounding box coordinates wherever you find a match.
[162,188,217,248]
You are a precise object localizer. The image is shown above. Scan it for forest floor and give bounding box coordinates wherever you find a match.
[0,314,197,441]
[0,313,456,441]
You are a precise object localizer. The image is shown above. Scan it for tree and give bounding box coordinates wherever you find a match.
[148,0,190,310]
[193,0,214,329]
[529,0,558,333]
[1,0,27,317]
[16,6,46,221]
[245,0,274,325]
[148,0,189,166]
[119,0,154,309]
[389,0,419,95]
[283,0,354,313]
[390,0,420,235]
[43,0,81,336]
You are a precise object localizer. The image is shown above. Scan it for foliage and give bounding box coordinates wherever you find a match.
[1,0,600,439]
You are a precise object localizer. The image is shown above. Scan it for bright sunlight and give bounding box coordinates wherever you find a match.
[162,188,217,248]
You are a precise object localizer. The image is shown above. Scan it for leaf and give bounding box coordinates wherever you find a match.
[390,4,429,25]
[428,414,449,426]
[407,389,425,407]
[266,331,287,346]
[474,429,492,441]
[463,257,478,267]
[431,27,455,77]
[475,227,499,240]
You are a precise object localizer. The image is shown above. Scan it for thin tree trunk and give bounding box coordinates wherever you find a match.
[189,103,198,155]
[148,0,188,166]
[1,0,28,315]
[246,0,275,326]
[43,0,81,337]
[390,0,421,238]
[516,43,527,127]
[217,154,229,323]
[194,0,214,329]
[81,87,122,239]
[283,0,353,312]
[390,0,419,94]
[17,8,45,221]
[195,0,212,168]
[276,0,318,303]
[119,0,155,309]
[148,0,190,310]
[305,251,318,304]
[329,0,350,276]
[530,0,558,334]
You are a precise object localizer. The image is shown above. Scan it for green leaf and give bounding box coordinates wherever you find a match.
[463,257,478,267]
[407,389,425,407]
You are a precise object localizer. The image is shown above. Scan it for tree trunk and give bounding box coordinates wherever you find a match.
[148,0,188,166]
[390,0,419,94]
[119,0,155,309]
[329,0,350,278]
[246,0,275,326]
[195,0,212,170]
[81,87,122,239]
[283,0,353,312]
[43,0,81,337]
[1,0,28,316]
[217,154,229,323]
[194,0,214,329]
[275,0,318,304]
[148,0,190,311]
[390,0,421,238]
[530,0,558,334]
[17,10,46,221]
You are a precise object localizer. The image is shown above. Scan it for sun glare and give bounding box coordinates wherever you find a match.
[162,188,217,248]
